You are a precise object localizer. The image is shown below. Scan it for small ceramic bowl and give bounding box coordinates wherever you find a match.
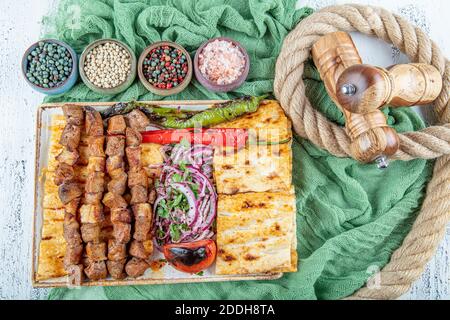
[21,39,78,95]
[79,38,137,95]
[138,41,192,96]
[194,37,250,92]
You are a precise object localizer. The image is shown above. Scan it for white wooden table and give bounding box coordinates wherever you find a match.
[0,0,448,300]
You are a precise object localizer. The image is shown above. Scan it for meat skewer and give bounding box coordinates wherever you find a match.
[103,115,131,279]
[80,109,108,280]
[55,105,85,286]
[124,113,154,278]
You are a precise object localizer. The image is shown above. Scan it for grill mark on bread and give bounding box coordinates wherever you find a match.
[244,253,258,261]
[224,254,236,262]
[242,201,252,209]
[267,172,279,180]
[227,186,239,195]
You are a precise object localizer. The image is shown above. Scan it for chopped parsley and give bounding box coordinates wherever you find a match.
[169,223,181,242]
[157,199,169,218]
[172,173,183,182]
[179,160,187,172]
[171,193,184,208]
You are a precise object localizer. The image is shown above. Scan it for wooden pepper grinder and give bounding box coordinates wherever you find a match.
[311,32,442,168]
[336,63,442,114]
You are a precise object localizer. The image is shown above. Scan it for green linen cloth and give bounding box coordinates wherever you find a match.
[44,0,432,300]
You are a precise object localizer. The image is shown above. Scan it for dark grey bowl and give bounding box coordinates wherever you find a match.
[194,37,250,92]
[21,39,78,95]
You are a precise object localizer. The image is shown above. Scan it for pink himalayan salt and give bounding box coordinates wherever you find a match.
[198,39,246,85]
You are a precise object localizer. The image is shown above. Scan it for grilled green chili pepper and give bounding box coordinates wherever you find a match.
[143,95,267,128]
[100,95,268,128]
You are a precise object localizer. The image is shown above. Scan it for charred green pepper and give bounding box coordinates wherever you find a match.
[153,95,268,128]
[100,95,268,128]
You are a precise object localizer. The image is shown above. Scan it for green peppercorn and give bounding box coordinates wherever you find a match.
[25,41,74,89]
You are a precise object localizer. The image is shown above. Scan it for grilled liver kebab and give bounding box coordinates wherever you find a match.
[103,115,131,279]
[55,105,85,286]
[80,109,108,280]
[124,110,154,277]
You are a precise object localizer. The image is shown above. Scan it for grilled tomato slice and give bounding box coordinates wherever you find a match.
[163,240,217,274]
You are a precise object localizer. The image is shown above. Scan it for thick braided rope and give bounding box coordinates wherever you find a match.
[274,4,450,299]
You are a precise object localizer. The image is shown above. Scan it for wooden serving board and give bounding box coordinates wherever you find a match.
[32,100,283,288]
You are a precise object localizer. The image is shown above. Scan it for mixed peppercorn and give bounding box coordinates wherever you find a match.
[25,41,73,88]
[142,45,188,89]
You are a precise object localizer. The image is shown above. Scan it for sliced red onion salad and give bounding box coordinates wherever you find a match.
[153,141,217,249]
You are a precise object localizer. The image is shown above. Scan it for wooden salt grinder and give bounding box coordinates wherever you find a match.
[312,32,399,168]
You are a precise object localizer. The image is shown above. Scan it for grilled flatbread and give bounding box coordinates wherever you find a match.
[36,237,66,281]
[216,187,297,275]
[212,100,292,143]
[213,141,292,194]
[212,100,292,194]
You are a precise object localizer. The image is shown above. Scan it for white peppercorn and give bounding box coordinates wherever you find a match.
[84,42,132,89]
